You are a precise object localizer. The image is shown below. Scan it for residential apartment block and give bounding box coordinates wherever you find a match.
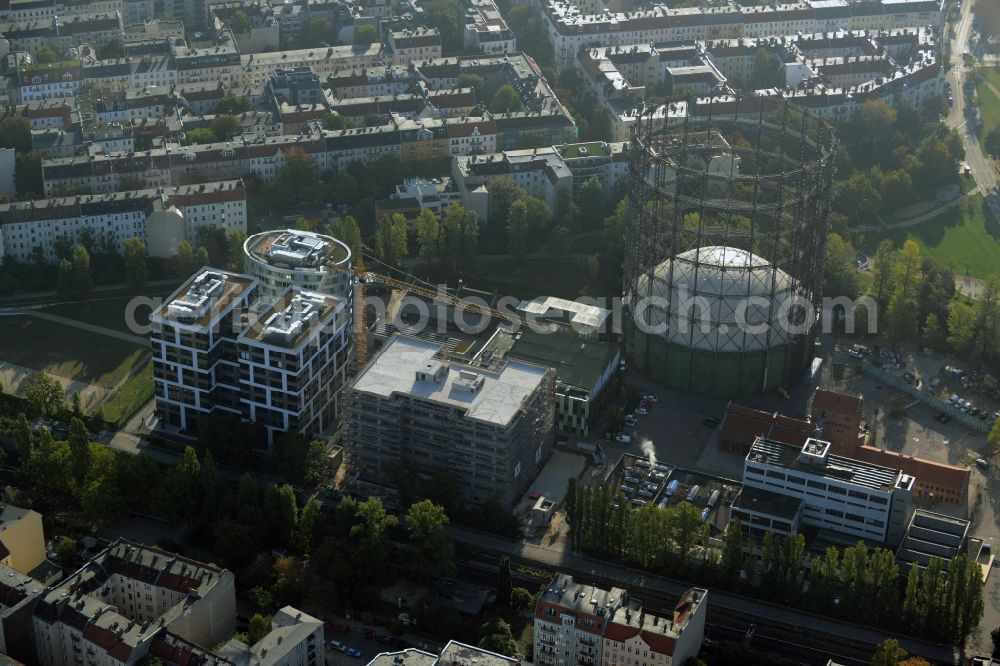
[736,436,914,544]
[0,504,45,576]
[345,335,556,507]
[216,605,324,665]
[237,288,350,441]
[32,539,236,666]
[534,574,707,666]
[368,640,519,666]
[151,268,350,443]
[0,180,247,263]
[242,229,353,302]
[538,0,942,68]
[453,141,627,223]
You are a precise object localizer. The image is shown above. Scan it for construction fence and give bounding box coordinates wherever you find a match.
[859,361,990,434]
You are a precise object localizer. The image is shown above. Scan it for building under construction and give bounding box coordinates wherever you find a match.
[343,335,556,508]
[623,97,836,395]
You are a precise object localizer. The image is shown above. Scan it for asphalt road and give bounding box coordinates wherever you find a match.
[948,0,999,199]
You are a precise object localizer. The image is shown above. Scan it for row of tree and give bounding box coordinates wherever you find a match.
[564,480,983,643]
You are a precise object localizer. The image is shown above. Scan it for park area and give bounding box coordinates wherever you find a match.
[976,68,1000,138]
[863,194,1000,280]
[0,295,157,426]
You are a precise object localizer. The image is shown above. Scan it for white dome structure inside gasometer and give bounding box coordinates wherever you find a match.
[632,245,800,353]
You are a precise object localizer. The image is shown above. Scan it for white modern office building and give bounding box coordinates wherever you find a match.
[739,436,914,544]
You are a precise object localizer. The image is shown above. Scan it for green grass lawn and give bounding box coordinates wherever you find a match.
[977,69,1000,135]
[0,315,149,388]
[861,195,1000,279]
[40,286,178,335]
[100,360,153,426]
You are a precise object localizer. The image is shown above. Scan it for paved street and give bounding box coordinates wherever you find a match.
[948,0,999,198]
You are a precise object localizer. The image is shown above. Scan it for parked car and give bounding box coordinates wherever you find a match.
[376,636,393,645]
[362,629,376,641]
[346,648,363,659]
[398,613,414,626]
[976,458,989,470]
[643,394,659,403]
[624,415,637,427]
[615,432,632,444]
[328,641,346,652]
[635,407,649,416]
[330,624,350,633]
[702,415,721,428]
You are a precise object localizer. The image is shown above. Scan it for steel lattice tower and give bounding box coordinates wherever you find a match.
[623,96,836,395]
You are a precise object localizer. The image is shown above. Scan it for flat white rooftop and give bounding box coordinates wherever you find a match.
[352,336,548,426]
[516,295,610,331]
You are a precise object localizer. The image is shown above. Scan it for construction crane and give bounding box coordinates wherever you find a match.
[349,256,539,372]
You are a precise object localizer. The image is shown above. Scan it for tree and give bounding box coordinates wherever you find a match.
[13,413,33,464]
[825,232,860,300]
[548,225,570,254]
[986,126,1000,160]
[0,116,31,153]
[510,587,533,611]
[477,618,520,658]
[749,48,783,89]
[66,244,93,297]
[263,483,299,547]
[506,200,529,258]
[97,39,124,59]
[247,613,271,645]
[296,497,325,554]
[15,151,43,197]
[441,204,478,272]
[225,230,247,271]
[213,94,251,115]
[29,428,70,489]
[578,176,604,229]
[124,237,147,292]
[210,115,242,141]
[175,240,196,276]
[300,16,337,47]
[834,172,881,225]
[720,518,743,586]
[164,446,201,523]
[457,73,485,100]
[870,639,907,666]
[497,556,512,607]
[332,216,363,259]
[56,538,76,567]
[415,209,441,262]
[227,10,251,33]
[275,432,326,485]
[67,417,90,488]
[194,246,210,269]
[24,373,65,417]
[199,450,220,523]
[349,498,398,583]
[424,0,462,51]
[322,112,353,130]
[869,239,896,309]
[34,46,58,64]
[374,214,408,267]
[354,24,377,45]
[490,85,520,113]
[487,177,526,230]
[405,500,454,582]
[247,587,273,615]
[948,300,976,356]
[185,127,217,145]
[274,150,321,208]
[921,313,945,351]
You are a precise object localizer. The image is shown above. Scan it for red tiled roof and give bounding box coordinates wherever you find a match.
[721,403,812,448]
[812,389,861,416]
